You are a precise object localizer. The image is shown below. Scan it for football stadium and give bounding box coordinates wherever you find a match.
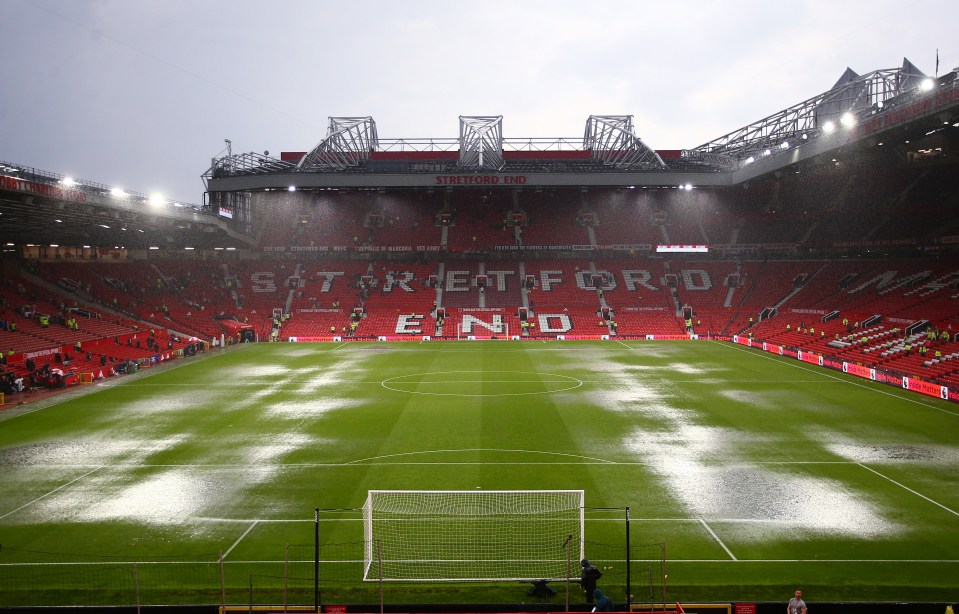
[1,57,958,614]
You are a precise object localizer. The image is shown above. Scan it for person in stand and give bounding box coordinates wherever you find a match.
[787,589,807,614]
[580,559,602,605]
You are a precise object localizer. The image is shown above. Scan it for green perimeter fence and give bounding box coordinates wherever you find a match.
[0,540,665,609]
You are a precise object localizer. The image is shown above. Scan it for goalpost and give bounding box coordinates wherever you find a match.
[455,322,509,340]
[363,490,584,582]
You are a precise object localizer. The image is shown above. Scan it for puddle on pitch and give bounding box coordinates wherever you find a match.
[624,425,902,539]
[825,442,959,463]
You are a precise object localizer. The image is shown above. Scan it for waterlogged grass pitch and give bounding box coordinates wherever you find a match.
[0,340,957,604]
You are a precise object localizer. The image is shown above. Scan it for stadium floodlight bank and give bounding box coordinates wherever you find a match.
[363,490,584,582]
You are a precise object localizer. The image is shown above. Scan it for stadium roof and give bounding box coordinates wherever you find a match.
[202,59,959,193]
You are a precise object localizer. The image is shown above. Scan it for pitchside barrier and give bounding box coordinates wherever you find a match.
[287,334,717,342]
[0,498,664,610]
[732,336,957,402]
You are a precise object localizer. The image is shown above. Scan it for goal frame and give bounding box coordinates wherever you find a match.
[455,322,510,340]
[363,489,585,582]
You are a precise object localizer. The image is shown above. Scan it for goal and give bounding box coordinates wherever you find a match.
[455,322,510,340]
[363,490,584,582]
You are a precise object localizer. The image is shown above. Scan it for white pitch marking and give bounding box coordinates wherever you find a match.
[0,466,103,521]
[222,520,259,559]
[12,459,855,469]
[4,558,957,567]
[344,448,617,465]
[614,340,637,350]
[698,518,737,561]
[857,463,959,518]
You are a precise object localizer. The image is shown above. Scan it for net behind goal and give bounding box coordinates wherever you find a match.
[363,490,584,582]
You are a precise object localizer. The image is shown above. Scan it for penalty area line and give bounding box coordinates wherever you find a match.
[0,466,103,521]
[857,463,959,518]
[222,520,259,559]
[698,518,737,561]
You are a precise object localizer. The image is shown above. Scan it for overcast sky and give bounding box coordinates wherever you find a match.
[1,0,954,205]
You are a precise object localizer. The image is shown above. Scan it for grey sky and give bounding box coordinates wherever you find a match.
[1,0,953,205]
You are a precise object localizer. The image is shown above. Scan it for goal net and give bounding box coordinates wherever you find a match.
[363,490,584,582]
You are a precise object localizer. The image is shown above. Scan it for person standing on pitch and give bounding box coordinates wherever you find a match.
[580,559,602,604]
[787,589,807,614]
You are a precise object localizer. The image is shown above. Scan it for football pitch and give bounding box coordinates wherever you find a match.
[1,340,958,606]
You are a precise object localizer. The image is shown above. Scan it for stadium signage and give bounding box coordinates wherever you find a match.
[434,175,528,185]
[656,244,708,253]
[855,82,959,138]
[0,175,86,203]
[735,335,953,403]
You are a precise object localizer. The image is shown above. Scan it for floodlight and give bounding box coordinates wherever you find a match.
[185,247,195,250]
[61,177,76,187]
[683,183,693,191]
[763,149,771,156]
[50,244,59,248]
[54,219,62,223]
[840,112,856,128]
[110,187,127,198]
[99,224,111,229]
[920,78,935,92]
[822,121,836,134]
[780,141,790,149]
[149,246,160,250]
[149,193,166,206]
[288,185,297,192]
[744,156,755,165]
